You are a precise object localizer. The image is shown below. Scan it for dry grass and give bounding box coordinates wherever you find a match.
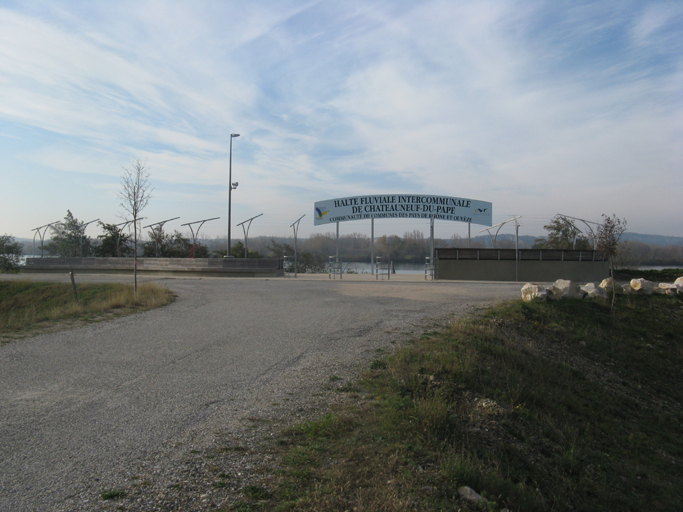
[0,281,175,340]
[233,295,683,512]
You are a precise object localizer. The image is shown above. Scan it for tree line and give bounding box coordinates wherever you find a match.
[4,213,682,274]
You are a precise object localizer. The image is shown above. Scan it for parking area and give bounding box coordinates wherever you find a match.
[0,273,521,510]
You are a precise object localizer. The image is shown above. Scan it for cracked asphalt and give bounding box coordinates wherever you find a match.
[0,274,521,511]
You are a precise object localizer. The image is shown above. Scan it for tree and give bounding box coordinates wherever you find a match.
[46,210,93,258]
[266,239,294,259]
[48,210,91,301]
[0,234,23,272]
[228,241,262,259]
[534,215,591,250]
[143,229,210,258]
[95,222,133,257]
[119,159,153,294]
[597,214,627,309]
[295,251,326,273]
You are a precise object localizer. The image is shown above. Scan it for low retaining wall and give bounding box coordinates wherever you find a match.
[23,257,285,278]
[436,249,609,282]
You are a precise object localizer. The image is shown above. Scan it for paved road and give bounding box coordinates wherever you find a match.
[0,275,520,511]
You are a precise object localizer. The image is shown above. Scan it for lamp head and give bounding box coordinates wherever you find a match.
[231,133,240,138]
[231,182,239,189]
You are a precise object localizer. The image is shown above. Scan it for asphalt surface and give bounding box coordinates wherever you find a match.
[0,274,521,511]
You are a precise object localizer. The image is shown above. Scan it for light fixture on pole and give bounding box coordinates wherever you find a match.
[228,133,240,255]
[237,213,263,258]
[290,214,305,277]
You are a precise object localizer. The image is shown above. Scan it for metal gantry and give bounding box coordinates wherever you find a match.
[143,217,180,258]
[31,220,60,258]
[113,218,146,257]
[236,213,263,258]
[181,217,220,258]
[79,218,99,257]
[290,214,305,277]
[557,214,601,250]
[480,215,522,248]
[480,215,523,281]
[113,220,134,257]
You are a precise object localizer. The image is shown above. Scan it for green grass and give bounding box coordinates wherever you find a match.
[100,489,127,500]
[0,280,175,338]
[254,295,683,511]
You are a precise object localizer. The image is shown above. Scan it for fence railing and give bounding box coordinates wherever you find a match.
[435,249,607,262]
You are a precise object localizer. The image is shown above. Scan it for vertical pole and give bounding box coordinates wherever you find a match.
[228,135,233,255]
[293,225,298,278]
[336,222,340,280]
[515,224,519,281]
[430,216,435,259]
[371,218,375,275]
[468,222,471,248]
[515,223,520,282]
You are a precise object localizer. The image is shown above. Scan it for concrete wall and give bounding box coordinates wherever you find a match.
[436,249,610,282]
[23,257,285,278]
[437,259,609,282]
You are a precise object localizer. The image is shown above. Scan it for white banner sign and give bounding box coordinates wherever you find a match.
[314,194,492,226]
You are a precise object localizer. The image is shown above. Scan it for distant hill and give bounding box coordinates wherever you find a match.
[621,232,683,246]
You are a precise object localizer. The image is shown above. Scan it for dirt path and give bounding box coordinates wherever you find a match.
[0,274,520,511]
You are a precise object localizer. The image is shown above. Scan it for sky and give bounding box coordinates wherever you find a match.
[1,0,681,244]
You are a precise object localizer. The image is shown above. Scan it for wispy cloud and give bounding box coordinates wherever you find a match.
[0,0,680,239]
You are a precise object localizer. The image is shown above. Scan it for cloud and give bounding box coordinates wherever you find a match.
[0,0,681,239]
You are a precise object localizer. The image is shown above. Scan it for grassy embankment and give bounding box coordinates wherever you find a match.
[0,281,174,340]
[230,293,682,512]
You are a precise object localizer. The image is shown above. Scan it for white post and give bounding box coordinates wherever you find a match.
[430,216,435,258]
[515,223,520,282]
[371,218,375,274]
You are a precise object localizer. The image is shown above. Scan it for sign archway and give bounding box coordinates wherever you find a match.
[314,194,493,272]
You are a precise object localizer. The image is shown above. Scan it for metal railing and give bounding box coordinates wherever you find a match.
[328,256,342,279]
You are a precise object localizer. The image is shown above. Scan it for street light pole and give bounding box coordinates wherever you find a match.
[228,133,240,255]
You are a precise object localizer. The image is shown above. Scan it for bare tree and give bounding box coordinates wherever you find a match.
[597,213,627,310]
[119,159,153,295]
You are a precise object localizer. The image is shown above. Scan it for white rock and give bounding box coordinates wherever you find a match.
[581,283,608,299]
[457,486,484,503]
[673,277,683,294]
[599,277,622,294]
[630,278,655,294]
[521,283,553,302]
[657,283,679,296]
[552,279,582,300]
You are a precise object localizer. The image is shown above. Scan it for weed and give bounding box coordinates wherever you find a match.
[100,489,127,500]
[242,485,272,500]
[369,359,388,370]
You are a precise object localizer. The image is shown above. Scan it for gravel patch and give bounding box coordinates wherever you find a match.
[0,274,520,511]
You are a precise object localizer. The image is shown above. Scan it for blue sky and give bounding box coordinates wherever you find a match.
[1,0,681,243]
